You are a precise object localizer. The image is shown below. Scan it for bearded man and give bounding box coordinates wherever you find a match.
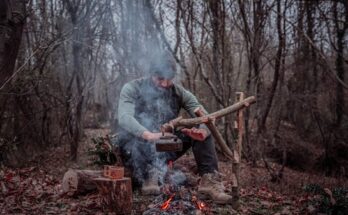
[117,55,232,204]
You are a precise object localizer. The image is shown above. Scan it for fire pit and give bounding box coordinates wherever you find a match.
[142,162,211,215]
[142,186,210,215]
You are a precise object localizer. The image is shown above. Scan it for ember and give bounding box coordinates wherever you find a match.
[196,201,206,210]
[161,194,175,210]
[142,187,212,215]
[192,195,208,211]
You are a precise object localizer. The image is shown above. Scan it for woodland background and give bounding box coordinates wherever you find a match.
[0,0,347,180]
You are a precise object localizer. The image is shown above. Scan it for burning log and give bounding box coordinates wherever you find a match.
[62,169,102,196]
[93,177,132,214]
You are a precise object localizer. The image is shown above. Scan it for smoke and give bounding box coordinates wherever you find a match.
[168,170,186,186]
[120,81,180,184]
[112,0,179,79]
[115,1,185,186]
[122,137,187,186]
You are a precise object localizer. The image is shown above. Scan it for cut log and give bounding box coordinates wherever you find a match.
[94,177,132,214]
[62,169,102,196]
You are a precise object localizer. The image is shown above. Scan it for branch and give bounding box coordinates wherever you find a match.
[194,107,234,160]
[162,96,256,128]
[270,5,348,89]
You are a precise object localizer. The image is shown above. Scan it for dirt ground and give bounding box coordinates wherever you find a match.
[1,128,347,214]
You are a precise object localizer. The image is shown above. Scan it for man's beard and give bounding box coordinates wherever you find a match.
[155,85,171,92]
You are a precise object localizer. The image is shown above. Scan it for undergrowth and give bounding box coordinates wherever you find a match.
[303,184,348,215]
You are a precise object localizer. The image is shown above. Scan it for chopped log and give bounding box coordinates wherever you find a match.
[62,169,102,196]
[162,96,255,130]
[194,107,234,161]
[94,177,132,214]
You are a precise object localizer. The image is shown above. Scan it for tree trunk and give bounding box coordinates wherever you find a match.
[0,0,26,88]
[259,0,283,131]
[334,0,347,127]
[63,0,86,161]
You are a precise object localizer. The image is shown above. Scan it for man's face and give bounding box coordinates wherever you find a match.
[152,76,174,89]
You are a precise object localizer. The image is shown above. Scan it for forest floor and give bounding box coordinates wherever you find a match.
[1,128,347,214]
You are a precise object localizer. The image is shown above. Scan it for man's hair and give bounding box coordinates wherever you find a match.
[149,53,176,79]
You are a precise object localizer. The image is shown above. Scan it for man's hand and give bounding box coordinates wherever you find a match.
[181,127,209,141]
[141,131,173,141]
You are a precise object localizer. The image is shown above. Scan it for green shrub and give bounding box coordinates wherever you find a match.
[87,136,117,166]
[303,184,348,215]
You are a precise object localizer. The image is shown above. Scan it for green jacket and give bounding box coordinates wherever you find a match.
[117,77,207,137]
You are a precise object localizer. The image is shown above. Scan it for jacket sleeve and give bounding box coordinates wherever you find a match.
[177,86,211,134]
[117,83,148,137]
[177,85,208,116]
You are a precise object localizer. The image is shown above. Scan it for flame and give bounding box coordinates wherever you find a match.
[161,194,175,210]
[192,196,207,210]
[197,201,206,210]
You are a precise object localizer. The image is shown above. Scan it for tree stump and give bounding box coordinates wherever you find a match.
[94,177,132,214]
[62,169,102,196]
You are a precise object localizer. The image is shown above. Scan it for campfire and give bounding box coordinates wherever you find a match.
[143,186,210,215]
[143,161,211,215]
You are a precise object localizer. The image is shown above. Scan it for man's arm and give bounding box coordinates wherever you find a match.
[118,83,148,137]
[118,82,168,141]
[176,85,211,139]
[178,86,207,117]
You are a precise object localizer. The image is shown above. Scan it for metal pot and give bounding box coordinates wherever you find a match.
[155,135,183,152]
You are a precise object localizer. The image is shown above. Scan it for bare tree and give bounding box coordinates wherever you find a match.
[0,0,26,88]
[333,0,348,127]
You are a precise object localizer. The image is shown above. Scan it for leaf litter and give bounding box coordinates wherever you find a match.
[1,128,347,214]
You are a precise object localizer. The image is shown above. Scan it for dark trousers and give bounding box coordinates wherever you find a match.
[119,132,218,184]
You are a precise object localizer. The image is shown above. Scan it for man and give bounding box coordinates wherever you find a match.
[117,55,232,204]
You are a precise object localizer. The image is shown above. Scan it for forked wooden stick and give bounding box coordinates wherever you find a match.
[194,107,234,160]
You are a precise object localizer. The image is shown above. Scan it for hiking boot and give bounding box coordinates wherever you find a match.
[141,170,160,195]
[197,172,232,204]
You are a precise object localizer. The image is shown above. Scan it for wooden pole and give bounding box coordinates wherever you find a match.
[231,92,245,209]
[236,92,245,159]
